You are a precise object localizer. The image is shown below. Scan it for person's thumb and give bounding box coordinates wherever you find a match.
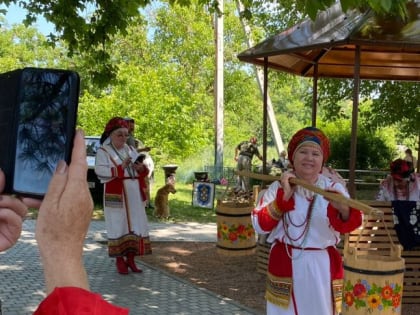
[40,161,68,208]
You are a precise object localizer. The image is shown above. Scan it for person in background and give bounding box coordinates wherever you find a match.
[404,148,417,173]
[124,117,137,148]
[252,126,362,315]
[124,117,152,154]
[234,136,263,193]
[95,117,151,275]
[377,158,420,249]
[124,117,154,209]
[376,158,420,201]
[0,130,129,314]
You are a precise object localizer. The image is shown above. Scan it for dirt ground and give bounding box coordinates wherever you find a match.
[141,241,266,314]
[141,241,420,315]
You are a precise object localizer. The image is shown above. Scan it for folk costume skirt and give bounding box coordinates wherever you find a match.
[104,178,151,257]
[266,242,342,315]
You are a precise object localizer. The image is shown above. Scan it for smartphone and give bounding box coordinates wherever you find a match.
[0,67,80,198]
[135,154,146,164]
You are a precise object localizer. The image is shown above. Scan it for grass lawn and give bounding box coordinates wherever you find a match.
[91,175,227,223]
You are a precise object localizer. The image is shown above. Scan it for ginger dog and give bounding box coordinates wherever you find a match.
[154,183,177,219]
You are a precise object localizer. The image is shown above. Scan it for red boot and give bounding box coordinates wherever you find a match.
[116,257,128,275]
[126,252,142,273]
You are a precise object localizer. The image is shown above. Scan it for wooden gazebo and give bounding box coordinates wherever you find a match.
[238,2,420,306]
[237,1,420,197]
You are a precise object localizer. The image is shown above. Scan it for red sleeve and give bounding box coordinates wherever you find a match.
[252,207,279,231]
[274,189,295,212]
[327,205,362,233]
[33,287,129,315]
[252,189,295,231]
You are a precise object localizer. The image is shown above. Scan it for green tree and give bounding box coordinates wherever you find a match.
[0,19,68,70]
[1,1,414,172]
[1,0,411,85]
[321,120,395,169]
[76,1,265,166]
[315,78,419,147]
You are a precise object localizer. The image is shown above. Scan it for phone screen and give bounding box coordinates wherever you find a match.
[0,68,80,197]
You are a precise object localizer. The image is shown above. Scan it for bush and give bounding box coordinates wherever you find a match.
[321,121,394,170]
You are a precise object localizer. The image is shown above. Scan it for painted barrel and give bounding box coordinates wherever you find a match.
[342,245,405,315]
[216,200,256,256]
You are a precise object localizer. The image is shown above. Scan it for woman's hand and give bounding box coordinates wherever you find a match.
[35,129,93,294]
[325,188,350,221]
[121,157,132,169]
[280,172,296,201]
[0,170,28,252]
[134,162,145,173]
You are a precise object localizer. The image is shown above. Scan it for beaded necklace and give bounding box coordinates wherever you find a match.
[393,179,409,201]
[110,143,135,178]
[283,195,317,260]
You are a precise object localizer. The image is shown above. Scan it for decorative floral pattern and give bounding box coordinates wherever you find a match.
[343,279,402,313]
[392,200,420,249]
[217,222,255,243]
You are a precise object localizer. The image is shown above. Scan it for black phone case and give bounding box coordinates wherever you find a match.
[0,67,80,197]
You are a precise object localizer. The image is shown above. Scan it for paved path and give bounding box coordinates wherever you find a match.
[0,220,262,315]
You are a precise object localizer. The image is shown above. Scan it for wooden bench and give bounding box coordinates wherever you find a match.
[256,200,420,304]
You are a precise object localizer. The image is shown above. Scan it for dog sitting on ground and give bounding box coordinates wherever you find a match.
[154,183,177,219]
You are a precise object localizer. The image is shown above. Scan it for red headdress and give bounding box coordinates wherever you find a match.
[287,127,330,165]
[100,117,129,144]
[390,159,411,180]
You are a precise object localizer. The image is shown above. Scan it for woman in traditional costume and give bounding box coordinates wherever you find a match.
[95,117,151,275]
[376,158,420,201]
[252,127,362,315]
[376,158,420,250]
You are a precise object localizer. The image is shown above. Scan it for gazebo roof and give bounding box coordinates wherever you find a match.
[237,2,420,81]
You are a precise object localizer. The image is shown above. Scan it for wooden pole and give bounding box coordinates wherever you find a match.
[214,0,224,178]
[235,170,382,216]
[348,45,361,198]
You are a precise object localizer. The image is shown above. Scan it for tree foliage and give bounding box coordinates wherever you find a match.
[74,1,266,165]
[0,0,413,85]
[290,0,409,20]
[321,120,396,170]
[314,79,419,146]
[0,0,417,171]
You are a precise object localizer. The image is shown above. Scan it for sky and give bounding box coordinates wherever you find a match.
[1,3,55,35]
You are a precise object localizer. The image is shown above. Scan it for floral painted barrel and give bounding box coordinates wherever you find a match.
[342,245,405,315]
[216,200,256,256]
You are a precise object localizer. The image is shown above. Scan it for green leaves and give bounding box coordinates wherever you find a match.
[1,0,413,86]
[303,0,335,20]
[302,0,409,20]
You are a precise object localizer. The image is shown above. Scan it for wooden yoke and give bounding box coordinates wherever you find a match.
[235,170,383,216]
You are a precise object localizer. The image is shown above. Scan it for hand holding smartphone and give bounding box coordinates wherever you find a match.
[135,154,146,164]
[0,68,80,198]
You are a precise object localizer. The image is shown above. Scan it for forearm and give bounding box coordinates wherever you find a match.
[41,254,89,295]
[328,205,362,233]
